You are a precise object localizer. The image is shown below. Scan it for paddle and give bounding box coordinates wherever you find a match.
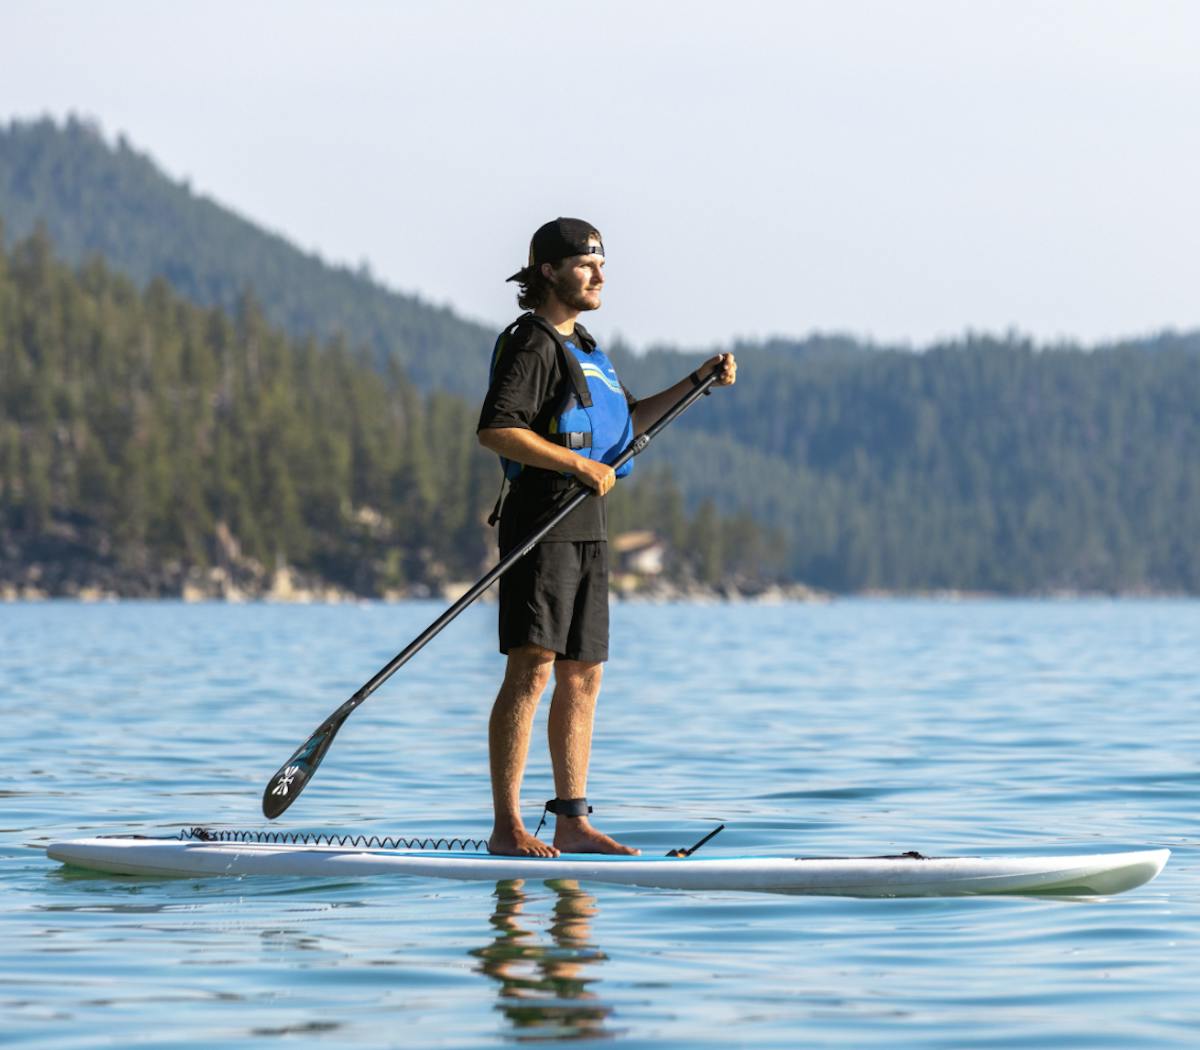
[262,371,720,818]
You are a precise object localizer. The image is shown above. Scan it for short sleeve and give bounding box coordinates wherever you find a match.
[478,326,558,433]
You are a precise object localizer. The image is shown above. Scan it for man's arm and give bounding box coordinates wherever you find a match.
[480,324,620,495]
[478,428,617,495]
[631,352,737,435]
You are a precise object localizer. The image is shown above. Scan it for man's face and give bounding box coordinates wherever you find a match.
[546,238,605,312]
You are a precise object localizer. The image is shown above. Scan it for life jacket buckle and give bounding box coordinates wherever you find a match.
[550,431,592,451]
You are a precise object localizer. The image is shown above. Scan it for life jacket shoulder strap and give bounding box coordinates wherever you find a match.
[510,313,593,409]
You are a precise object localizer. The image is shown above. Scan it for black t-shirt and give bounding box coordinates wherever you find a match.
[478,318,636,545]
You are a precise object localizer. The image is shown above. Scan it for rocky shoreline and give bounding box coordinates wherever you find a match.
[8,555,1184,605]
[1,562,827,605]
[6,559,1182,605]
[1,517,826,605]
[0,576,828,605]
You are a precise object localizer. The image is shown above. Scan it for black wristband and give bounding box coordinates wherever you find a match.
[689,369,704,388]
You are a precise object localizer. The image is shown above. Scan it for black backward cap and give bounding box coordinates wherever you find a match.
[507,217,604,282]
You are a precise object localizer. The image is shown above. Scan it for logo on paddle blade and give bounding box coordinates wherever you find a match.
[271,766,301,796]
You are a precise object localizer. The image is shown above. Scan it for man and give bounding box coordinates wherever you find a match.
[478,217,736,856]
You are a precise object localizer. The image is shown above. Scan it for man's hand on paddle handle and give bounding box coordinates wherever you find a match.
[695,352,737,389]
[570,353,737,494]
[572,457,617,496]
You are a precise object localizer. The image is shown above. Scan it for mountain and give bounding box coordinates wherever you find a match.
[4,115,1199,594]
[0,115,493,395]
[615,332,1200,591]
[0,228,779,598]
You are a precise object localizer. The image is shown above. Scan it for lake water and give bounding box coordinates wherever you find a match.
[2,599,1197,1047]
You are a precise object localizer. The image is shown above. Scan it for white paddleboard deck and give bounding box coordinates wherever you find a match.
[46,836,1169,897]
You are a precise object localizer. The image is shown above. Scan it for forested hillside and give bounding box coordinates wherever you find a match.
[0,228,778,597]
[618,334,1200,592]
[4,116,1199,595]
[0,116,493,394]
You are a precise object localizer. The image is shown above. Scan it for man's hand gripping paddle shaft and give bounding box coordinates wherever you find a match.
[261,372,720,818]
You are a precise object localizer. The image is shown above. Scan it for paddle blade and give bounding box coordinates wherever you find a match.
[261,707,351,819]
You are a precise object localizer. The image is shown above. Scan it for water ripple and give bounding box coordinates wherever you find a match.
[1,599,1197,1048]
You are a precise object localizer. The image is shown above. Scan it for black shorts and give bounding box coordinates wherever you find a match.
[498,541,609,663]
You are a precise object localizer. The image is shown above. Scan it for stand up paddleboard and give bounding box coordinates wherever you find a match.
[46,830,1169,897]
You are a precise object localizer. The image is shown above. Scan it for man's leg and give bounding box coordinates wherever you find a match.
[488,643,558,856]
[548,659,639,855]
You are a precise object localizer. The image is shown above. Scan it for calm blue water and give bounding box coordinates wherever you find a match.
[2,599,1197,1047]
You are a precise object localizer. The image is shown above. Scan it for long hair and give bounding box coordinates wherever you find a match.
[515,265,556,311]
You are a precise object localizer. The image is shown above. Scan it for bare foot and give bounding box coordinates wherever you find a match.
[553,818,640,855]
[488,825,560,857]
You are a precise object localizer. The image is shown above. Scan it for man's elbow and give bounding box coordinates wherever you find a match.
[480,425,529,451]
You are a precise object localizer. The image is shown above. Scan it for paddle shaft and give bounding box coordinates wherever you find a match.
[352,370,718,705]
[262,371,719,816]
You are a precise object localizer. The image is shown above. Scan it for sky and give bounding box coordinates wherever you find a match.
[3,1,1198,351]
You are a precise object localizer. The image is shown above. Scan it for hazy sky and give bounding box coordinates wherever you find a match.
[3,1,1198,350]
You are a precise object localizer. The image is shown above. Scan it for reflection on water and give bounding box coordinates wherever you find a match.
[471,879,616,1042]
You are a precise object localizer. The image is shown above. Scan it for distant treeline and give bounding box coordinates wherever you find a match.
[4,115,1200,594]
[0,227,780,596]
[618,333,1200,592]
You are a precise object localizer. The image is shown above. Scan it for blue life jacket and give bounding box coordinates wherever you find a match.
[488,314,634,483]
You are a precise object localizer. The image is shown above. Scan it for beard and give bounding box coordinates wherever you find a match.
[551,275,602,312]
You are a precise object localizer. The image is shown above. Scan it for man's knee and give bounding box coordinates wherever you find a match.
[503,644,556,694]
[555,659,603,696]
